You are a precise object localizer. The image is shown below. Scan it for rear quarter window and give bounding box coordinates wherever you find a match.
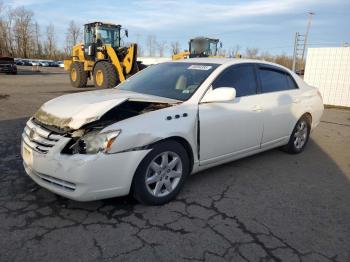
[259,67,298,93]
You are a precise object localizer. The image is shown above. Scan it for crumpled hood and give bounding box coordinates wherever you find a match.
[34,89,179,130]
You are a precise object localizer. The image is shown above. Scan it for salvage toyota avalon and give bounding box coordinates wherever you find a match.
[21,58,324,205]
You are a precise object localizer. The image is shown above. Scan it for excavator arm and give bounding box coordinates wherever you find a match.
[105,45,126,82]
[122,43,138,75]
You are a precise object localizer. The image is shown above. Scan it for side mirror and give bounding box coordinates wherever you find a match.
[201,87,236,103]
[125,29,129,38]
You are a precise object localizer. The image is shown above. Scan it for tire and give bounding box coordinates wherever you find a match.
[69,62,87,88]
[132,140,190,205]
[282,115,311,154]
[93,61,119,88]
[138,62,147,70]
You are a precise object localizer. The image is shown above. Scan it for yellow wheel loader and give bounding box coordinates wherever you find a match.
[172,37,223,60]
[64,22,141,88]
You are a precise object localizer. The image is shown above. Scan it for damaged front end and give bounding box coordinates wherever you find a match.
[32,100,173,155]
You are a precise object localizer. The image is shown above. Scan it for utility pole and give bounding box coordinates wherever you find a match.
[292,12,314,73]
[301,12,314,62]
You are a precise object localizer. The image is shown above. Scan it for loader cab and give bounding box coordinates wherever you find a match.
[84,22,122,56]
[189,37,220,57]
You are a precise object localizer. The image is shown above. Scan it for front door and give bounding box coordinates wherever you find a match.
[199,64,263,165]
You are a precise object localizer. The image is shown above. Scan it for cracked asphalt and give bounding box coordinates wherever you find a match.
[1,67,350,261]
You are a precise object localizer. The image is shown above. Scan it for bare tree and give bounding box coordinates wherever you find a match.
[65,20,81,55]
[0,4,17,56]
[12,7,34,58]
[146,35,157,56]
[156,40,167,57]
[245,47,259,59]
[227,45,241,58]
[260,51,273,61]
[170,41,181,55]
[0,1,66,59]
[0,1,6,55]
[33,21,42,57]
[137,45,144,57]
[274,54,293,69]
[44,23,56,59]
[134,33,144,57]
[6,8,17,56]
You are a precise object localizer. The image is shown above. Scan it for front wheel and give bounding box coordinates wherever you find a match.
[282,115,311,154]
[132,140,190,205]
[93,62,119,88]
[69,62,88,88]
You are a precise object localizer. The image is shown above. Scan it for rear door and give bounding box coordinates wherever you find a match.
[199,64,264,164]
[257,65,301,146]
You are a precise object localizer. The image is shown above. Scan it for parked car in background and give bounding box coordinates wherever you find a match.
[51,61,61,67]
[39,61,49,67]
[21,60,32,66]
[21,58,324,205]
[14,59,63,67]
[15,60,24,66]
[0,56,17,74]
[30,61,39,66]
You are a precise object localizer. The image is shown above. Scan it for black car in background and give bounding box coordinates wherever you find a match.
[0,57,17,74]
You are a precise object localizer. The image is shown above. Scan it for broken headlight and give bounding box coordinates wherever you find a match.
[73,130,121,154]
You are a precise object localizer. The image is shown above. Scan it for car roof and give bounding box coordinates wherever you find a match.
[171,58,292,72]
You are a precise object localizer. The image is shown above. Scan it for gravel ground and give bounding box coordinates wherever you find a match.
[0,67,349,261]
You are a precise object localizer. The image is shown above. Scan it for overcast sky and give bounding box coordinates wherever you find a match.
[7,0,350,56]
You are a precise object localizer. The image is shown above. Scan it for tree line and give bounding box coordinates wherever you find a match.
[0,1,81,60]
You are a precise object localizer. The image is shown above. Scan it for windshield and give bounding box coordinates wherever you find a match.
[208,41,218,56]
[190,40,208,54]
[190,39,218,56]
[96,26,120,47]
[117,62,219,101]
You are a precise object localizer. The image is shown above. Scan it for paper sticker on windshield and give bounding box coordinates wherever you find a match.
[188,65,212,70]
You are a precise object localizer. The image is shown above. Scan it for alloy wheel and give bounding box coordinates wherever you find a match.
[145,151,183,197]
[293,120,308,149]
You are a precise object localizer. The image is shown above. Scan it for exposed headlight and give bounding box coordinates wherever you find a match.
[78,130,121,154]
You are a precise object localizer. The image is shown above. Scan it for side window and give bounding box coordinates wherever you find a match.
[212,65,257,97]
[259,68,294,93]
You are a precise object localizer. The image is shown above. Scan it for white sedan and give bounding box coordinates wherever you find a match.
[21,58,324,205]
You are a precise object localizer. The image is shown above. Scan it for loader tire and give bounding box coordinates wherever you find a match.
[93,62,119,88]
[69,62,88,88]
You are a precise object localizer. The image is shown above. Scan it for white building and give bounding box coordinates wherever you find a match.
[304,47,350,107]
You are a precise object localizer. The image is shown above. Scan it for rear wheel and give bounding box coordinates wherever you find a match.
[69,62,88,88]
[132,140,189,205]
[93,62,119,88]
[282,115,311,154]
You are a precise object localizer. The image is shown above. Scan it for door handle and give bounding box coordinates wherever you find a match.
[252,105,263,112]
